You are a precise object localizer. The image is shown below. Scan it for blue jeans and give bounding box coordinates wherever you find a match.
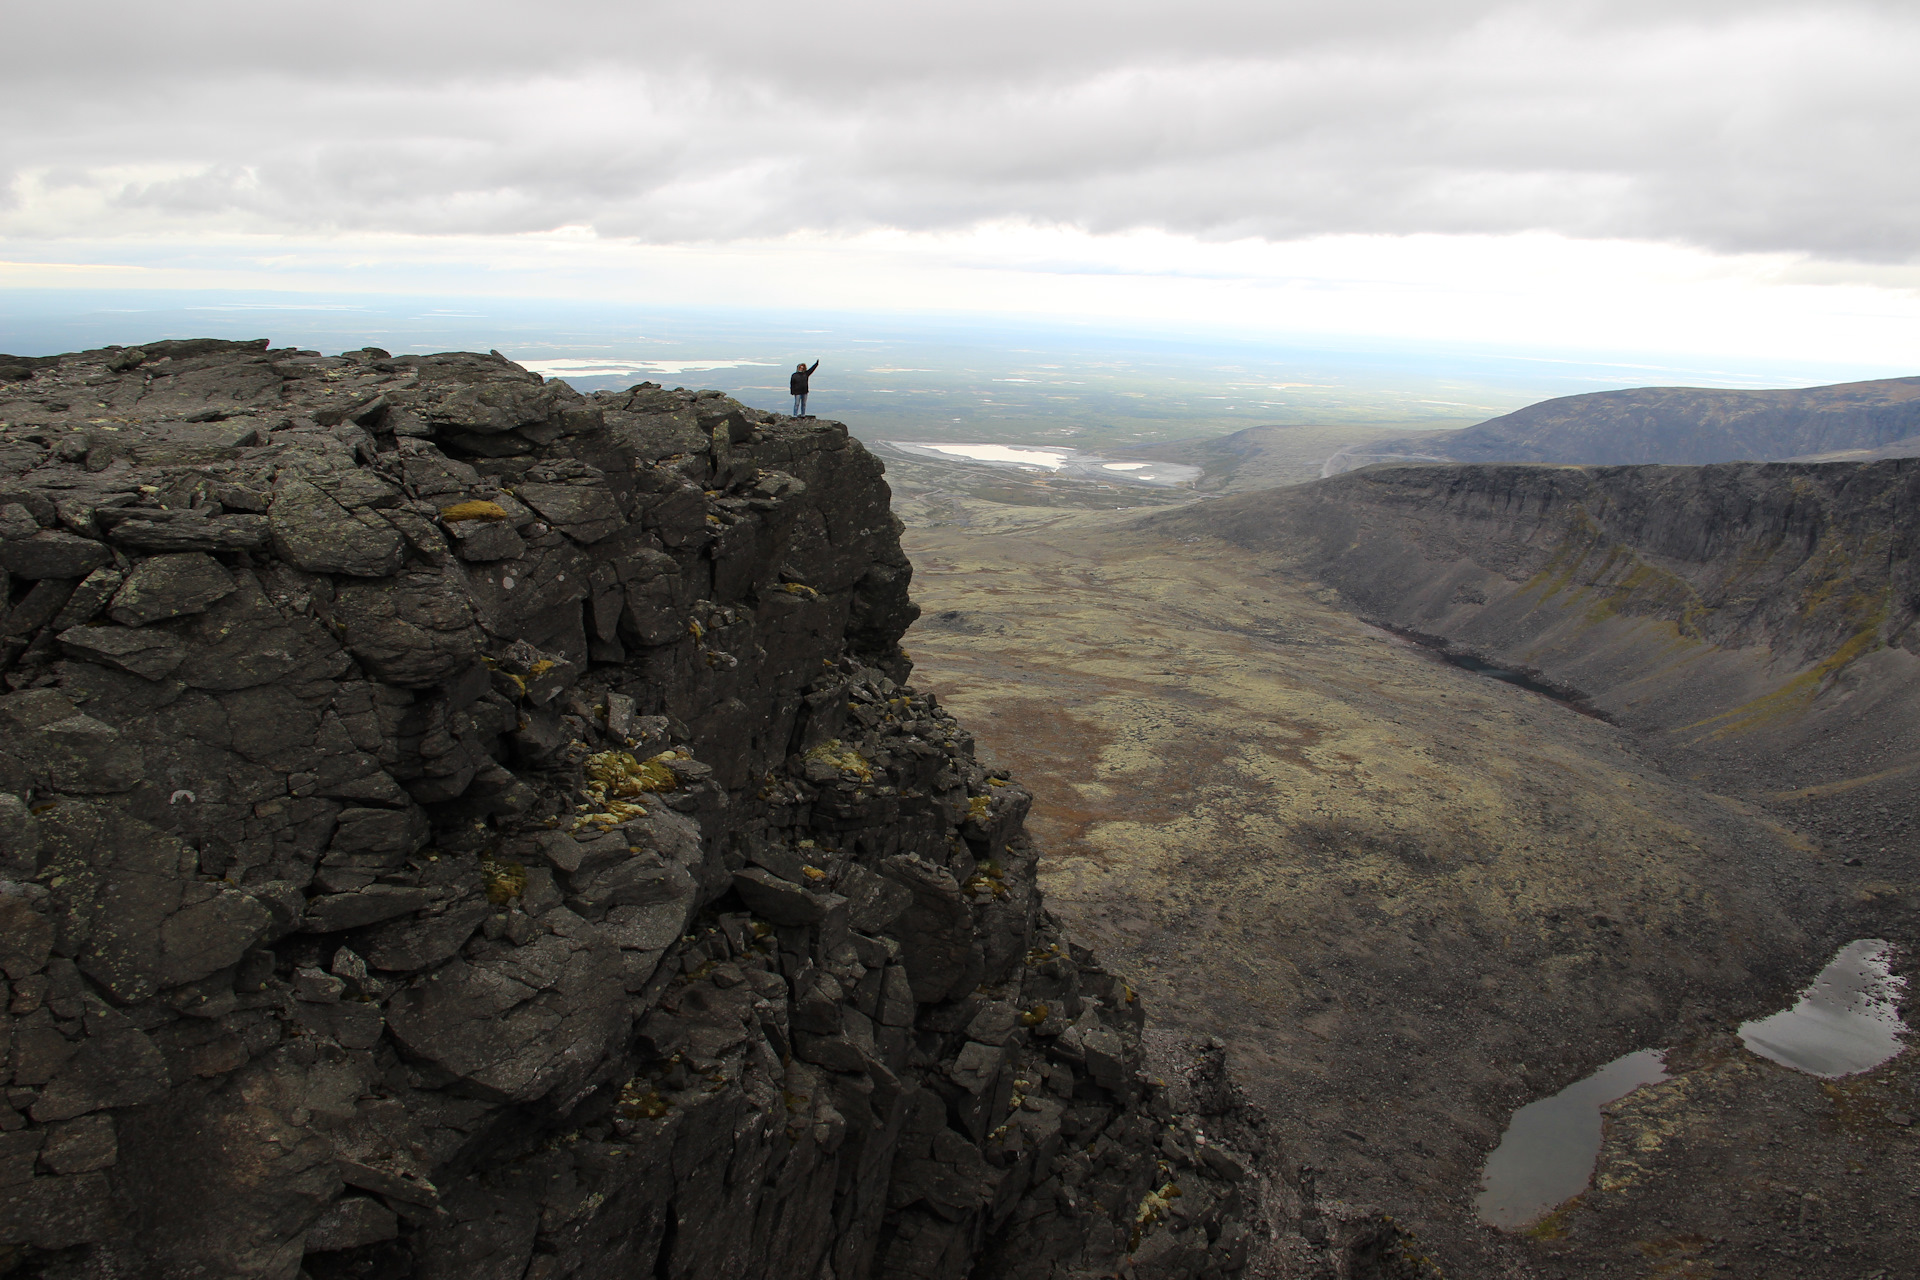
[792,394,808,416]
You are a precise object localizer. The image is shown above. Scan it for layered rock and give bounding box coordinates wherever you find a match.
[0,341,1259,1279]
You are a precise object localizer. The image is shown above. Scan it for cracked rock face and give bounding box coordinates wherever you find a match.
[0,340,1263,1280]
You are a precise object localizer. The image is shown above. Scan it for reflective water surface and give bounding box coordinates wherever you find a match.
[1739,938,1907,1077]
[1476,939,1907,1229]
[882,440,1203,486]
[1474,1050,1669,1230]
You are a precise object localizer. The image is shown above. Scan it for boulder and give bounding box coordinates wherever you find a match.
[38,1115,118,1175]
[874,855,975,1004]
[306,1196,399,1251]
[269,476,406,577]
[56,625,188,680]
[839,862,913,933]
[107,552,237,625]
[0,895,54,977]
[329,568,485,687]
[36,804,270,1001]
[0,1172,112,1248]
[302,885,433,933]
[0,531,110,581]
[384,925,627,1103]
[31,999,170,1122]
[47,567,123,630]
[730,867,843,927]
[360,899,491,972]
[514,482,623,544]
[105,512,270,552]
[0,695,144,797]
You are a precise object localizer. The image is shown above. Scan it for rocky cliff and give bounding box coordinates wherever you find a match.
[1323,375,1920,473]
[1156,460,1920,817]
[0,340,1263,1280]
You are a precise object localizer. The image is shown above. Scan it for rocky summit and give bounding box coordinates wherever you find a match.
[0,340,1277,1280]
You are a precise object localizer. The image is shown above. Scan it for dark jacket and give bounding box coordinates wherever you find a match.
[789,361,819,395]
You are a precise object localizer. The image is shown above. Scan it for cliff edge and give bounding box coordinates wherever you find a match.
[0,341,1267,1280]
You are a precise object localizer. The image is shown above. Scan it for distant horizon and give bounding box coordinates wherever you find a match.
[4,285,1911,452]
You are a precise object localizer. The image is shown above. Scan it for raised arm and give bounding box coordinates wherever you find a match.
[808,360,820,375]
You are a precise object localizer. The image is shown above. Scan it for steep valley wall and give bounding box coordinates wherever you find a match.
[0,342,1278,1280]
[1156,460,1920,845]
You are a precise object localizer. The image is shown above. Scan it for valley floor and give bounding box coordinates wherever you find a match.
[892,482,1918,1278]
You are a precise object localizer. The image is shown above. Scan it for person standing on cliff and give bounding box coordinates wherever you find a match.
[790,359,820,417]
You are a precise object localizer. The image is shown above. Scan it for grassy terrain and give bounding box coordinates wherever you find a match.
[887,471,1874,1275]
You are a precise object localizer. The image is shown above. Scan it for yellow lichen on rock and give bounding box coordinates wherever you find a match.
[438,500,510,523]
[804,739,874,782]
[569,799,650,833]
[569,749,689,831]
[618,1078,670,1120]
[1130,1181,1182,1249]
[480,859,527,905]
[965,860,1010,899]
[586,750,681,797]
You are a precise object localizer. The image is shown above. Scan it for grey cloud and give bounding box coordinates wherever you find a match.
[3,0,1916,259]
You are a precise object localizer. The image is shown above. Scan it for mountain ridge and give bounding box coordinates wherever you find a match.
[1322,374,1920,473]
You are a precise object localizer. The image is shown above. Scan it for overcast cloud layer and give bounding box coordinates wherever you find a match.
[5,0,1917,262]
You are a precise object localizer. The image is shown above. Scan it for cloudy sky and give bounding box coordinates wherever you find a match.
[5,0,1918,364]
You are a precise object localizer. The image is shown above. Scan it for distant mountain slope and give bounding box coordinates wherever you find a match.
[1117,424,1310,490]
[1116,421,1450,491]
[1323,375,1920,473]
[1147,458,1920,819]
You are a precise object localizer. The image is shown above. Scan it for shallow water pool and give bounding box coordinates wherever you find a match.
[882,440,1202,487]
[1473,1050,1669,1230]
[1475,938,1907,1230]
[1738,938,1906,1077]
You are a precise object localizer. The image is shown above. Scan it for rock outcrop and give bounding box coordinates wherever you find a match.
[0,341,1260,1280]
[1323,375,1920,474]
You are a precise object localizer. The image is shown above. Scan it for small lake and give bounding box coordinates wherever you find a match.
[1475,939,1907,1230]
[1474,1050,1669,1230]
[1738,938,1906,1077]
[882,441,1201,487]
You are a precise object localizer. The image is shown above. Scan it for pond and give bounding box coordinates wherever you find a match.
[1475,938,1907,1230]
[1738,938,1906,1077]
[1473,1050,1669,1231]
[882,441,1202,487]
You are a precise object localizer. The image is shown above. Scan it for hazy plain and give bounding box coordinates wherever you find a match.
[6,288,1903,458]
